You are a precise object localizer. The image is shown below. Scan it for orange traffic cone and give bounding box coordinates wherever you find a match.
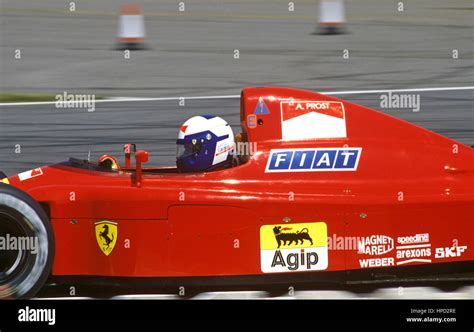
[117,4,146,50]
[317,0,346,35]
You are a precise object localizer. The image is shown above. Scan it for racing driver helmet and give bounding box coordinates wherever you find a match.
[176,115,236,172]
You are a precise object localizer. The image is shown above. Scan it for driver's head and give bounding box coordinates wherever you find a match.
[176,115,235,172]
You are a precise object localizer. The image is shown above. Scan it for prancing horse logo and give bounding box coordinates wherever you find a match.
[95,221,118,256]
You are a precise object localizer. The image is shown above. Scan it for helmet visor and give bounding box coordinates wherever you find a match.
[176,142,202,159]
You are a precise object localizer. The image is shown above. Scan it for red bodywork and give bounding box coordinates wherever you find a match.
[6,87,474,280]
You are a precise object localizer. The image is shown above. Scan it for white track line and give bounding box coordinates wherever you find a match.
[1,86,472,106]
[33,287,474,300]
[0,95,241,106]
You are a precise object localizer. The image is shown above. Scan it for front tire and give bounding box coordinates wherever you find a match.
[0,183,54,298]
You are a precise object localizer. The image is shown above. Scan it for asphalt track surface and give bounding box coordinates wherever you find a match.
[0,90,472,175]
[1,0,473,97]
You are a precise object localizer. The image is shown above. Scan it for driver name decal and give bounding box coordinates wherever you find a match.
[18,168,43,181]
[280,100,346,140]
[260,222,328,273]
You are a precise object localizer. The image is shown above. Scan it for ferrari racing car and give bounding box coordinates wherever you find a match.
[0,87,473,298]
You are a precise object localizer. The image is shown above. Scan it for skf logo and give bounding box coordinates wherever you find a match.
[260,222,328,273]
[435,246,467,259]
[265,148,361,173]
[95,221,118,256]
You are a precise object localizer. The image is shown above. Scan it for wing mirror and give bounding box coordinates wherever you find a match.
[135,150,149,187]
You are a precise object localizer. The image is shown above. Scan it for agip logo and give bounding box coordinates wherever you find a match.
[95,221,118,256]
[260,222,328,273]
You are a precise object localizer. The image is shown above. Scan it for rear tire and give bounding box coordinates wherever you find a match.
[0,183,54,299]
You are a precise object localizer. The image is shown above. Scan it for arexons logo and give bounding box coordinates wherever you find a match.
[260,222,328,273]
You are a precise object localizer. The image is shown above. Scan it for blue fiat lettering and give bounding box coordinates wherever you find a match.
[268,151,293,170]
[290,150,315,170]
[334,149,358,169]
[312,150,337,169]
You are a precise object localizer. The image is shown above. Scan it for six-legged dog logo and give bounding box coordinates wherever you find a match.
[273,226,313,248]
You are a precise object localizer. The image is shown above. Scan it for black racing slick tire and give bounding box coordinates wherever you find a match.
[0,183,54,299]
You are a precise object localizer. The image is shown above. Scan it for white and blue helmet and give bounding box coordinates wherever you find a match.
[176,115,235,172]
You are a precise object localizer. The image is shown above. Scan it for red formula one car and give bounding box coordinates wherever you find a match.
[1,87,473,298]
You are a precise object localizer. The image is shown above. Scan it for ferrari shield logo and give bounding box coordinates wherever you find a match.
[95,221,118,256]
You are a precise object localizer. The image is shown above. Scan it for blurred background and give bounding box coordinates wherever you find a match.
[1,0,473,96]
